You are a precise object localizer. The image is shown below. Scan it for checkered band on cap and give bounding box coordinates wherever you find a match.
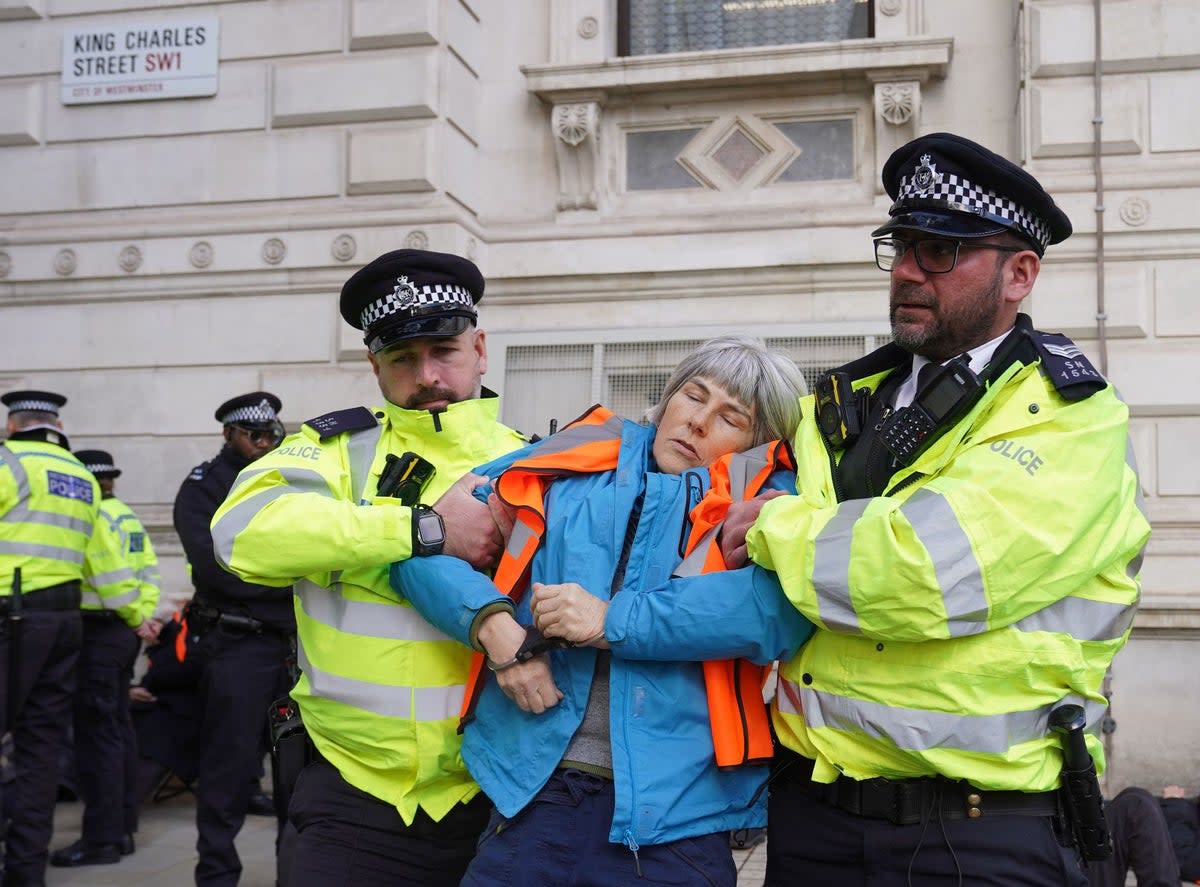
[360,283,475,330]
[219,399,278,425]
[896,164,1052,250]
[5,397,62,415]
[82,457,117,475]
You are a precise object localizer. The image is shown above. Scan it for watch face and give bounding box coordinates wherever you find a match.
[418,512,445,547]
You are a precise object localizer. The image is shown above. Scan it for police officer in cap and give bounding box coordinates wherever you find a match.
[212,250,528,886]
[599,134,1150,883]
[1,391,127,887]
[173,392,294,887]
[50,450,160,868]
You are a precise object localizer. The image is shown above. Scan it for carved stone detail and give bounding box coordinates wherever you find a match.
[261,237,287,265]
[879,0,903,15]
[1119,197,1150,227]
[118,245,142,273]
[54,249,77,276]
[0,251,11,278]
[551,102,600,211]
[578,16,599,39]
[466,237,478,261]
[877,82,917,126]
[189,241,214,269]
[331,234,357,262]
[403,230,429,250]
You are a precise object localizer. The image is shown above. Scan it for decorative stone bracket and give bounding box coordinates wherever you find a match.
[871,78,921,192]
[551,101,601,211]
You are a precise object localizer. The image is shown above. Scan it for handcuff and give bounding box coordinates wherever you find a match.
[486,625,576,672]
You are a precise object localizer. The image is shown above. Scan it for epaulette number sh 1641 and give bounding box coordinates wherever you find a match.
[304,407,379,441]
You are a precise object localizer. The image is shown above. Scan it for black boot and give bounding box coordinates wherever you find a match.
[48,839,121,867]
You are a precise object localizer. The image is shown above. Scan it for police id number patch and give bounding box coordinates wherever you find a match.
[128,532,145,553]
[47,470,94,504]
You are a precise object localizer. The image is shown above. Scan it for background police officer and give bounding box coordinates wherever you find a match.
[696,134,1152,883]
[173,393,294,887]
[211,250,527,887]
[50,450,160,869]
[0,390,123,887]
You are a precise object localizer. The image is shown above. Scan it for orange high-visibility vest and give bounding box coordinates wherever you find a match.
[459,405,794,769]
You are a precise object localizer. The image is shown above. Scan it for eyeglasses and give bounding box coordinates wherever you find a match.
[231,425,284,446]
[874,238,1026,274]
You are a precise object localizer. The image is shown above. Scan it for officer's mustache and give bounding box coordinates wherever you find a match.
[890,283,935,311]
[405,387,457,410]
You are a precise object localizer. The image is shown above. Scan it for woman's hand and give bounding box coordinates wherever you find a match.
[531,582,610,649]
[477,611,563,714]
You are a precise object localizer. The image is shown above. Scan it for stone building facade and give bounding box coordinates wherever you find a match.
[1,0,1196,790]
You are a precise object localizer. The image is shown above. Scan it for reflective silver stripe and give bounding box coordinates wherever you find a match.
[13,449,86,470]
[139,567,161,583]
[811,498,869,634]
[211,467,334,566]
[504,518,538,563]
[89,566,136,587]
[519,413,624,458]
[1125,435,1148,579]
[347,426,383,502]
[0,446,29,500]
[296,579,450,642]
[1013,595,1136,642]
[901,488,988,637]
[81,587,141,610]
[0,508,92,535]
[0,540,85,564]
[779,676,1108,754]
[673,526,717,578]
[726,444,772,501]
[297,642,463,721]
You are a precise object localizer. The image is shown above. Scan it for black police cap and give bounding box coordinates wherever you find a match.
[872,132,1072,256]
[2,390,67,416]
[214,392,282,427]
[74,449,121,479]
[339,249,483,354]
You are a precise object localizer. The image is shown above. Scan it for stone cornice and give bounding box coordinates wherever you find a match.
[522,37,953,103]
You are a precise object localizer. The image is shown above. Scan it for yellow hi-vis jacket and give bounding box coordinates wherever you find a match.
[211,395,526,824]
[749,324,1151,792]
[1,437,116,594]
[83,496,160,627]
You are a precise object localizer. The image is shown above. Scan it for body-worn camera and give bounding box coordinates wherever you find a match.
[377,451,436,505]
[815,372,866,450]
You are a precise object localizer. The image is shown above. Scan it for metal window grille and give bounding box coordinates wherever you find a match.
[618,0,873,57]
[501,333,876,437]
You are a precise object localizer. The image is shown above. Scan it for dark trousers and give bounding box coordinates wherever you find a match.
[288,759,490,887]
[193,627,290,887]
[73,614,140,847]
[765,778,1089,887]
[463,769,736,887]
[0,609,82,885]
[1086,787,1180,887]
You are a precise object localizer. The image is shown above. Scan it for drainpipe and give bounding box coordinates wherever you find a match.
[1092,0,1109,375]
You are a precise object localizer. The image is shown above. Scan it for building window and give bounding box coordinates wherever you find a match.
[501,333,876,438]
[619,0,873,57]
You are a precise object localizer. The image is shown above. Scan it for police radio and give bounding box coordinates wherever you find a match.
[879,357,983,465]
[815,372,865,450]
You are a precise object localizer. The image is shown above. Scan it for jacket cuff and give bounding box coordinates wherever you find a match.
[468,600,516,652]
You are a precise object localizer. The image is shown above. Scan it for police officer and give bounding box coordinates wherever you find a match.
[210,250,528,887]
[173,392,295,887]
[50,450,160,868]
[601,134,1151,884]
[0,391,125,887]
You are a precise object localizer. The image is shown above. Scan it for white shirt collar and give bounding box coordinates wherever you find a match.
[893,327,1012,410]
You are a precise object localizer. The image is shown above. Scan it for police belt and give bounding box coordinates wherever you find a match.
[777,747,1061,825]
[189,603,291,638]
[0,580,81,613]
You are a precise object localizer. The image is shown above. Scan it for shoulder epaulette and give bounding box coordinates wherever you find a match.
[186,460,211,482]
[303,406,379,441]
[1031,331,1107,401]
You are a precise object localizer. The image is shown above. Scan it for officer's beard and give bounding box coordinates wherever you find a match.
[890,261,1005,361]
[404,387,459,411]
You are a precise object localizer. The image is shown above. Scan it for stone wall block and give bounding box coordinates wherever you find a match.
[346,125,439,194]
[445,0,480,76]
[1155,261,1200,336]
[0,81,41,145]
[1157,418,1200,496]
[1029,78,1143,158]
[218,0,342,60]
[47,0,243,16]
[1027,262,1150,339]
[443,51,480,143]
[271,52,438,127]
[0,1,42,21]
[0,130,340,214]
[1030,0,1200,76]
[350,0,438,51]
[441,123,479,213]
[1149,71,1200,153]
[1105,341,1200,412]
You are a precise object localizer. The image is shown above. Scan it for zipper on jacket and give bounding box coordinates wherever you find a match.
[884,471,926,497]
[820,422,847,503]
[677,470,704,559]
[623,829,643,878]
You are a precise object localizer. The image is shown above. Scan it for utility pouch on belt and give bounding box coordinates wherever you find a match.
[1050,704,1112,860]
[269,696,314,820]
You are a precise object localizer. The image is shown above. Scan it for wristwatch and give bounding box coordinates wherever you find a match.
[411,504,445,557]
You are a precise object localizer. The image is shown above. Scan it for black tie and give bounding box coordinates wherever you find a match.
[915,361,939,397]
